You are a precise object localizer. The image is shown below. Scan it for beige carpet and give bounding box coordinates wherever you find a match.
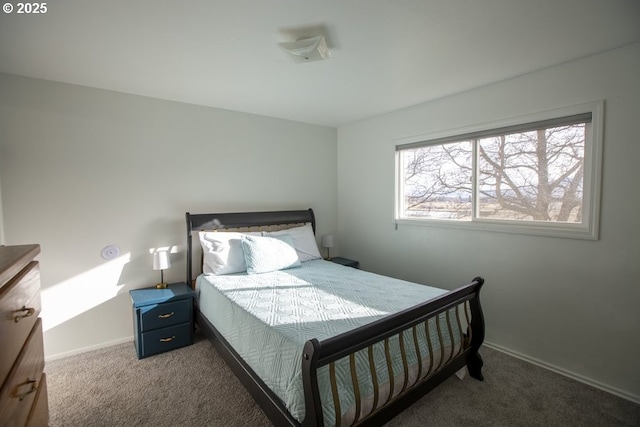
[46,332,640,427]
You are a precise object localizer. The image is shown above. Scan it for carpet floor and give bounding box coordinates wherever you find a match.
[45,332,640,426]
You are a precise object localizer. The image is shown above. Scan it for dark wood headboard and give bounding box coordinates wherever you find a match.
[185,208,316,284]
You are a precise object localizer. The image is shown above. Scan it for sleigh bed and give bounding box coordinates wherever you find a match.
[185,208,485,427]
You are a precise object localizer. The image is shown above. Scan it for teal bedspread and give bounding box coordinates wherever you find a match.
[196,259,459,426]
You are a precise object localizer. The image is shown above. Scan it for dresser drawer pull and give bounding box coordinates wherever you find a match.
[159,336,176,343]
[17,379,38,401]
[158,312,175,319]
[14,306,36,323]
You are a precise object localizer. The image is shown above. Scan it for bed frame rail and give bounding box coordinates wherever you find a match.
[301,277,485,427]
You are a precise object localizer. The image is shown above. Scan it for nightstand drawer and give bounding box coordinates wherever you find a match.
[130,283,195,359]
[139,322,192,358]
[137,299,191,332]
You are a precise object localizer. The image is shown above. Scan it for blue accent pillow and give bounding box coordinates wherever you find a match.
[241,234,302,274]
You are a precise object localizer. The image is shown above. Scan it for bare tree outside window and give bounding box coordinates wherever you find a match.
[401,142,473,220]
[399,123,587,224]
[478,124,585,222]
[396,103,602,239]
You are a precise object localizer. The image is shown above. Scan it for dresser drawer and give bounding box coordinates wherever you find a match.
[139,322,192,358]
[0,262,41,388]
[137,299,192,332]
[0,319,45,427]
[25,373,48,427]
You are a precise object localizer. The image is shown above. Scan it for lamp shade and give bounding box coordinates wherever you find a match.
[321,234,334,248]
[153,250,171,271]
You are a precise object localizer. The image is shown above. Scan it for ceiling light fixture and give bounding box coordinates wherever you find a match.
[278,35,331,63]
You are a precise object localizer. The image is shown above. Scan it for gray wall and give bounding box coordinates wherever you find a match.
[0,74,337,358]
[336,43,640,401]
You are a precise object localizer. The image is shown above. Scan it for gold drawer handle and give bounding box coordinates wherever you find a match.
[14,306,36,323]
[159,336,176,343]
[18,379,37,401]
[158,312,175,319]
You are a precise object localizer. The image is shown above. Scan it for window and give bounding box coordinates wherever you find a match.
[395,102,603,239]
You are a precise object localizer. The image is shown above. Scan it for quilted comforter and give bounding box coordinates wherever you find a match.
[196,259,457,425]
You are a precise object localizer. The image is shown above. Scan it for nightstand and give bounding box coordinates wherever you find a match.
[329,256,359,269]
[129,283,195,359]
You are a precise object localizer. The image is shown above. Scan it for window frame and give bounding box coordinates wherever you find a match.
[394,101,604,240]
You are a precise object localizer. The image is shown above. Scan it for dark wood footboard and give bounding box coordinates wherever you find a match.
[300,277,485,427]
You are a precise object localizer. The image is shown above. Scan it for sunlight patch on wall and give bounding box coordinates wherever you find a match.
[41,252,131,331]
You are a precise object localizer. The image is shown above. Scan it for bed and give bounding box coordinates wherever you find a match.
[185,208,485,427]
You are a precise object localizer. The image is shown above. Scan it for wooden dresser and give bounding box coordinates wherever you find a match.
[0,245,49,427]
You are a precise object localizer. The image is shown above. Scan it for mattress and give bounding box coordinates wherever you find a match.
[196,259,461,425]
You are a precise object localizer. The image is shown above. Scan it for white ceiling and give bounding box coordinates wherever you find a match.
[1,0,639,127]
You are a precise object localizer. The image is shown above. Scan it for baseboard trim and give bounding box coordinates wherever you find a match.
[45,335,133,362]
[484,341,640,404]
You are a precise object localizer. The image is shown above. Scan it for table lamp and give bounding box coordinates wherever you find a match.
[321,234,334,261]
[153,250,171,289]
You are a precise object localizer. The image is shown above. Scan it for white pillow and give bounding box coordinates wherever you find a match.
[241,234,301,274]
[263,223,322,262]
[199,231,261,275]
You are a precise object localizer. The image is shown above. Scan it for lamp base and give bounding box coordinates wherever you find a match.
[155,282,168,289]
